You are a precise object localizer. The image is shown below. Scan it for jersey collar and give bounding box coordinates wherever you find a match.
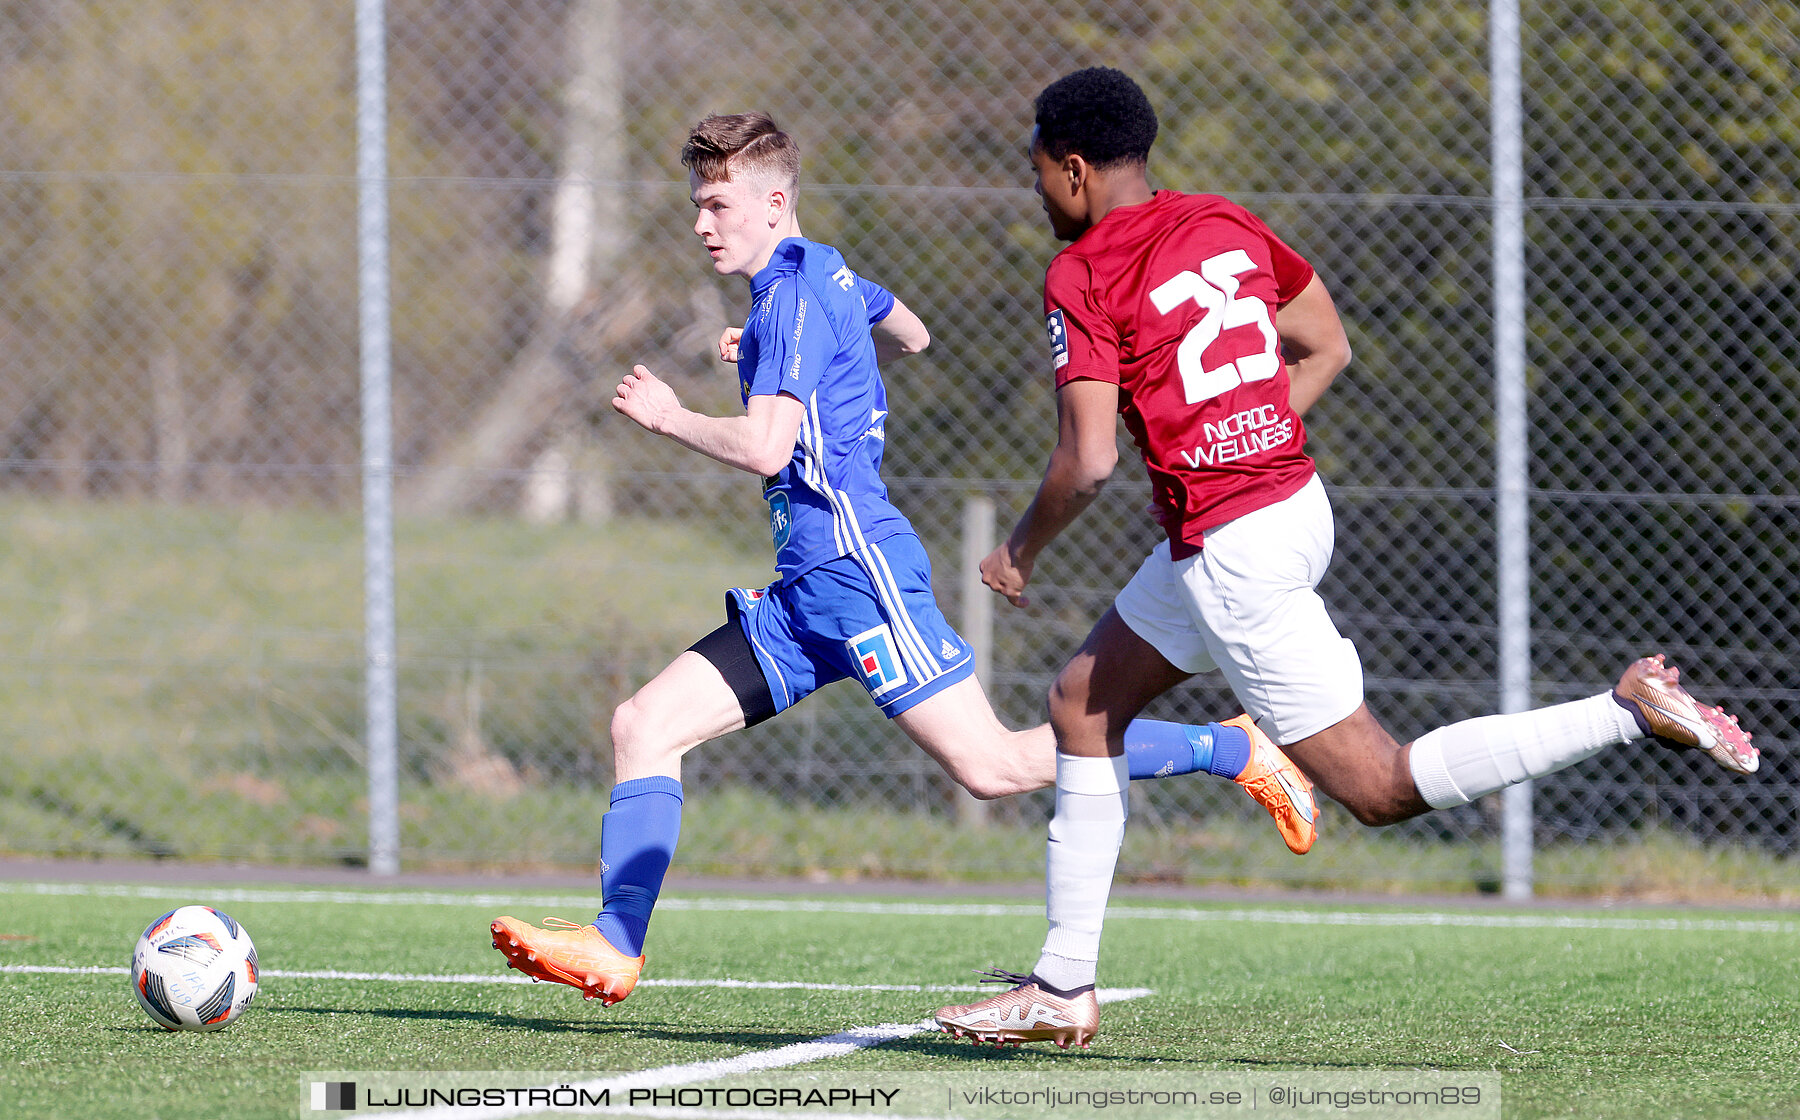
[751,237,807,293]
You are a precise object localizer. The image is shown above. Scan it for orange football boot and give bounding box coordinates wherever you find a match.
[490,916,643,1006]
[1223,714,1318,855]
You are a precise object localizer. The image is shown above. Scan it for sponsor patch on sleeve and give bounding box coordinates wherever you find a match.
[1045,308,1069,371]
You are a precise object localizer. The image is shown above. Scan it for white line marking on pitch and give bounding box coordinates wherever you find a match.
[369,988,1156,1120]
[0,963,993,993]
[5,880,1795,934]
[555,1110,941,1120]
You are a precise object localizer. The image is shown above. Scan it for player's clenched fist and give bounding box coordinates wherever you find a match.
[717,326,743,363]
[613,365,681,434]
[979,540,1034,609]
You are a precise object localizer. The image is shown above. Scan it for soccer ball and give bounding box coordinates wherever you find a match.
[130,906,259,1031]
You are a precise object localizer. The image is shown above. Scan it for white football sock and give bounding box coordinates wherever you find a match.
[1408,692,1642,810]
[1031,751,1129,992]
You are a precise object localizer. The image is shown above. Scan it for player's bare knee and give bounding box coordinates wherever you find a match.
[960,758,1031,800]
[1345,798,1404,828]
[608,696,640,752]
[958,773,1011,801]
[1336,784,1423,828]
[609,696,676,771]
[1045,679,1084,741]
[924,745,1010,800]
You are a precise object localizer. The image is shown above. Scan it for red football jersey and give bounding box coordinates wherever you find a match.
[1044,190,1318,559]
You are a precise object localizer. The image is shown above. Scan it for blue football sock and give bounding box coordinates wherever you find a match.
[1122,718,1195,778]
[591,776,683,958]
[1123,718,1253,781]
[1204,721,1252,779]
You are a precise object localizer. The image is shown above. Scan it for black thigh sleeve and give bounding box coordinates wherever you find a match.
[687,620,778,728]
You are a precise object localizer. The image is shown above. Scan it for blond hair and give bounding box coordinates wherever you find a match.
[680,112,801,191]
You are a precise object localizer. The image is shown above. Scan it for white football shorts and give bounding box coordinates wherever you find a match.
[1113,473,1364,745]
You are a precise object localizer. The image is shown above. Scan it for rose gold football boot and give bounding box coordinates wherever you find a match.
[1615,655,1757,774]
[934,970,1100,1049]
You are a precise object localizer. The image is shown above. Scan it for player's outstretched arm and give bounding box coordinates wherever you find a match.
[871,298,930,364]
[1277,275,1352,417]
[613,364,804,476]
[983,378,1119,607]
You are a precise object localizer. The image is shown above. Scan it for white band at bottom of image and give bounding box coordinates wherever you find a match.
[302,1070,1502,1120]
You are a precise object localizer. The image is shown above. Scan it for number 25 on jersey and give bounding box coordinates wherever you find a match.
[1149,249,1280,405]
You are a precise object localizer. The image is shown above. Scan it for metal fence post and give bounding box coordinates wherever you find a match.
[958,492,997,826]
[1491,0,1533,899]
[357,0,400,876]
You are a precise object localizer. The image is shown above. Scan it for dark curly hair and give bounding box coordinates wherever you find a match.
[1032,67,1158,168]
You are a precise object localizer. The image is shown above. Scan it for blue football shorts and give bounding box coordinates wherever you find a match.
[725,533,974,719]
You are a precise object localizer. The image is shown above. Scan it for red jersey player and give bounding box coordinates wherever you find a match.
[934,67,1756,1050]
[1044,188,1319,553]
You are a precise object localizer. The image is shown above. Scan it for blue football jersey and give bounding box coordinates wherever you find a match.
[737,237,912,582]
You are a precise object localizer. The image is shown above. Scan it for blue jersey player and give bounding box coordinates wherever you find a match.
[491,113,1320,1007]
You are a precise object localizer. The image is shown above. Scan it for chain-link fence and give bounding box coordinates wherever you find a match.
[3,1,1794,893]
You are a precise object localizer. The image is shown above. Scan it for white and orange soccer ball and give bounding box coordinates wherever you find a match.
[130,906,259,1031]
